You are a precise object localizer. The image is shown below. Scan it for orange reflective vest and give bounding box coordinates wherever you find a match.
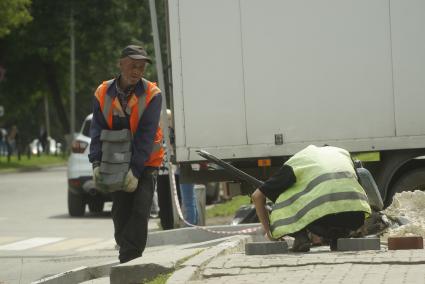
[94,78,164,167]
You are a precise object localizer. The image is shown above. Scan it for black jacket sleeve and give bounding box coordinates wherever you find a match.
[258,164,296,203]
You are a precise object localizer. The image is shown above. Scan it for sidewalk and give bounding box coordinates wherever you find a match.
[186,241,425,284]
[35,229,425,284]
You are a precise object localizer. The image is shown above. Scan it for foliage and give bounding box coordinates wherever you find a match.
[0,0,169,147]
[206,195,251,218]
[0,0,32,38]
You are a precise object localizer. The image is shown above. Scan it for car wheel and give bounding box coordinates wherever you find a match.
[88,199,104,213]
[68,191,85,216]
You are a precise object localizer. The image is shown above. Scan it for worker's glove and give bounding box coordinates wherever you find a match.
[93,166,102,185]
[123,169,138,192]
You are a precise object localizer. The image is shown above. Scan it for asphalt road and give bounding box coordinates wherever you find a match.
[0,166,158,284]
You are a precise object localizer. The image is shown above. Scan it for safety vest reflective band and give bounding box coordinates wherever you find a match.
[94,78,164,167]
[272,171,356,211]
[269,145,371,239]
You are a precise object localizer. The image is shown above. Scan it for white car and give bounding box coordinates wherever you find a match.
[67,114,111,216]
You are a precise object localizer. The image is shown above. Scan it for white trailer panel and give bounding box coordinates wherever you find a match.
[241,0,394,144]
[176,0,247,148]
[169,0,425,161]
[391,0,425,136]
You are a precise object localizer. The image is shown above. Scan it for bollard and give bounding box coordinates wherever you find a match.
[195,184,206,226]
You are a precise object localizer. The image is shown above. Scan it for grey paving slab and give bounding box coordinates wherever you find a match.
[245,241,289,255]
[337,238,380,251]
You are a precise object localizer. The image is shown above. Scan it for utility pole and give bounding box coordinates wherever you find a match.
[70,8,76,140]
[148,0,180,228]
[44,94,50,137]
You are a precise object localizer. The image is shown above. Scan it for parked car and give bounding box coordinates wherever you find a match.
[67,114,111,216]
[29,137,62,155]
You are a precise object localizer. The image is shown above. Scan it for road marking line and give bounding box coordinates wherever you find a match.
[0,237,24,245]
[0,237,64,251]
[35,238,102,252]
[76,238,116,252]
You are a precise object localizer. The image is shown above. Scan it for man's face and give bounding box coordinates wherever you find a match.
[119,57,146,86]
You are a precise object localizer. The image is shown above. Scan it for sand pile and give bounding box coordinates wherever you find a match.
[383,190,425,238]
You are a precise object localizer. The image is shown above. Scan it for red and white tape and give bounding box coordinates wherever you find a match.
[167,162,262,235]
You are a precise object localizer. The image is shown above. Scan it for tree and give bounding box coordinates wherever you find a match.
[0,0,32,38]
[0,0,167,146]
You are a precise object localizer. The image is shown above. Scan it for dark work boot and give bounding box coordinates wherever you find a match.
[291,230,311,252]
[330,239,338,251]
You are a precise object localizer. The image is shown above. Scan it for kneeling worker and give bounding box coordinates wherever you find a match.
[252,145,371,251]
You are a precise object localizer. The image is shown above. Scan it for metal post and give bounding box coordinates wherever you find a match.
[70,8,76,141]
[148,0,180,228]
[44,94,50,137]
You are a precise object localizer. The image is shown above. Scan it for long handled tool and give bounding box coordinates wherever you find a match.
[196,150,264,188]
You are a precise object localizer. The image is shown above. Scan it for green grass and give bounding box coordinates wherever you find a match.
[143,272,172,284]
[0,155,67,171]
[206,195,251,218]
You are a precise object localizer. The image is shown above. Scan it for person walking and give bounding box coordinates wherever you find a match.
[252,145,371,252]
[89,44,164,263]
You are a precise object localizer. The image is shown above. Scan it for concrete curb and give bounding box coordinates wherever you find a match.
[166,235,252,284]
[146,223,261,247]
[109,246,201,284]
[31,260,118,284]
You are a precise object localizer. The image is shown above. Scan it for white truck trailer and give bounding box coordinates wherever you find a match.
[166,0,425,206]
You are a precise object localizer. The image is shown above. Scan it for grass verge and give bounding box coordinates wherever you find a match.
[206,195,251,218]
[144,272,173,284]
[0,155,67,171]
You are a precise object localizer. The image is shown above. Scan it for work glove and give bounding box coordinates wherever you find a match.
[123,169,138,192]
[93,166,102,185]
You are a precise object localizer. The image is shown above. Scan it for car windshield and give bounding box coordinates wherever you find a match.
[81,119,91,137]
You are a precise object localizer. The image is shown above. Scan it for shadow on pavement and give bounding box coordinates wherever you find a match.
[49,211,112,219]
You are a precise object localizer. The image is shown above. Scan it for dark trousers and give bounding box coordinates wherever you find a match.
[157,174,181,230]
[307,211,365,240]
[111,168,157,263]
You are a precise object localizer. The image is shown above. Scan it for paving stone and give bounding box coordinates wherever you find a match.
[337,238,380,251]
[244,241,289,255]
[388,236,424,250]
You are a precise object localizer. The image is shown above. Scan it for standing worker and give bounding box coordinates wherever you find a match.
[89,44,164,263]
[252,145,371,251]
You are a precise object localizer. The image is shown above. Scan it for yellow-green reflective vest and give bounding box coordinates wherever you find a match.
[270,145,371,239]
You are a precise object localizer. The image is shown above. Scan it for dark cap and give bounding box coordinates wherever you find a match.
[120,45,152,63]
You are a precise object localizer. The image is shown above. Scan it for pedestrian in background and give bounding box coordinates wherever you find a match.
[0,128,7,156]
[89,44,164,263]
[252,145,371,252]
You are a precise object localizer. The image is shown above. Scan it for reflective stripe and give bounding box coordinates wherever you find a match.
[272,171,356,211]
[270,191,368,230]
[137,93,147,122]
[152,141,161,152]
[101,80,114,128]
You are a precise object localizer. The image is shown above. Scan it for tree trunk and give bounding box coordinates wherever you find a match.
[43,61,70,133]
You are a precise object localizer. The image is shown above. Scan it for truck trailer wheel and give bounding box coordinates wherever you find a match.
[68,191,86,216]
[386,167,425,206]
